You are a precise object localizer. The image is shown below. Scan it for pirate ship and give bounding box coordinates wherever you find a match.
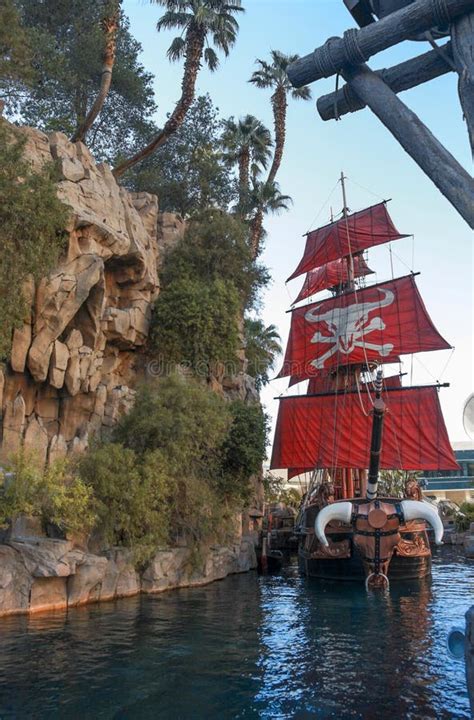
[270,175,459,589]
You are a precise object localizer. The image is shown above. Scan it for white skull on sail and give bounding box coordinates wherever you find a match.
[305,288,395,369]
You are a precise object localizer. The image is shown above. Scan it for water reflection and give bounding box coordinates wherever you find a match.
[0,548,471,719]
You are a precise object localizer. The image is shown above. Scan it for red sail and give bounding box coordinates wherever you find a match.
[270,387,459,471]
[288,202,408,282]
[294,255,374,303]
[277,275,450,379]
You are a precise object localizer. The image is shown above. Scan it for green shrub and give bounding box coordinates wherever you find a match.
[0,120,68,359]
[217,400,269,503]
[455,502,474,532]
[78,444,174,566]
[150,278,241,373]
[149,211,270,373]
[160,210,269,308]
[0,452,96,534]
[79,377,268,562]
[113,374,231,469]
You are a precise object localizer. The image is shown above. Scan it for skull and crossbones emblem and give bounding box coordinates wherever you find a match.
[305,288,395,369]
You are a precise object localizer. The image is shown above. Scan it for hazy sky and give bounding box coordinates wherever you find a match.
[123,0,473,443]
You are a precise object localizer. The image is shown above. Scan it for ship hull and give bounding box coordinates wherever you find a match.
[297,500,433,582]
[298,544,432,581]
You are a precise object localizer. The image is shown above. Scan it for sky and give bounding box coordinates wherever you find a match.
[123,0,473,443]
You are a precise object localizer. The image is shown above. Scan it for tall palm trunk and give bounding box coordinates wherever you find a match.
[267,86,287,185]
[250,207,264,259]
[72,2,120,144]
[238,148,250,207]
[113,26,205,178]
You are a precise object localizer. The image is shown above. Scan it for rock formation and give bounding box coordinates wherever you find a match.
[0,123,186,464]
[0,533,257,616]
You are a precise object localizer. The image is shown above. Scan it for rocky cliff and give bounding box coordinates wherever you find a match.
[0,124,187,464]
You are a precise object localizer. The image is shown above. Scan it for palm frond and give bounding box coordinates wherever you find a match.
[167,36,187,61]
[157,10,192,31]
[292,85,312,100]
[204,46,219,71]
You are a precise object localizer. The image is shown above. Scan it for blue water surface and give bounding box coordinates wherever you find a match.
[0,547,472,719]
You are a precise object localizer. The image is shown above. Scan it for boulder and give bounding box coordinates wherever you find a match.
[8,538,77,578]
[100,548,139,601]
[23,415,49,466]
[0,545,32,615]
[1,394,26,459]
[29,577,68,613]
[67,554,108,606]
[48,340,69,389]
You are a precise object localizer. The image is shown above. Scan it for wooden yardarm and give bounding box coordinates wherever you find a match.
[287,0,474,229]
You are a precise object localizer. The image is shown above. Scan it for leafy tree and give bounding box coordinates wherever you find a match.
[221,114,272,208]
[249,50,311,185]
[244,319,282,390]
[246,180,292,257]
[113,0,244,176]
[126,95,237,216]
[7,1,156,163]
[0,0,35,110]
[0,121,68,359]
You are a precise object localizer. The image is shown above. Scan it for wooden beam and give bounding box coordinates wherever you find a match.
[341,63,474,228]
[451,11,474,153]
[317,43,453,121]
[287,0,474,87]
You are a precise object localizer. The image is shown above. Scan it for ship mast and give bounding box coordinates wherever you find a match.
[341,172,355,292]
[340,172,356,498]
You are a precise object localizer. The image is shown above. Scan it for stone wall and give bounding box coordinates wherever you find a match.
[0,534,257,617]
[0,123,186,464]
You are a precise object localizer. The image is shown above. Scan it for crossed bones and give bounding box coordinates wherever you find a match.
[305,288,395,369]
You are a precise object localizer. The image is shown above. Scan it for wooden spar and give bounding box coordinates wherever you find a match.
[451,11,474,153]
[341,63,474,228]
[287,0,474,87]
[317,43,453,121]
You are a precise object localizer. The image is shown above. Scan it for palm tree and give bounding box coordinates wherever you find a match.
[113,0,243,177]
[249,50,311,185]
[72,0,121,144]
[246,180,292,258]
[221,114,272,207]
[244,318,282,390]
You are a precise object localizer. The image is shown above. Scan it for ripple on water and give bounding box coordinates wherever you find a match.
[0,548,472,719]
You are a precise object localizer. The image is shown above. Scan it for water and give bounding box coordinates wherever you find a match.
[0,548,472,719]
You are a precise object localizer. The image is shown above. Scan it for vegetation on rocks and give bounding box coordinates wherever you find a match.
[0,453,96,535]
[78,375,268,564]
[0,376,268,566]
[150,210,270,373]
[0,120,68,359]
